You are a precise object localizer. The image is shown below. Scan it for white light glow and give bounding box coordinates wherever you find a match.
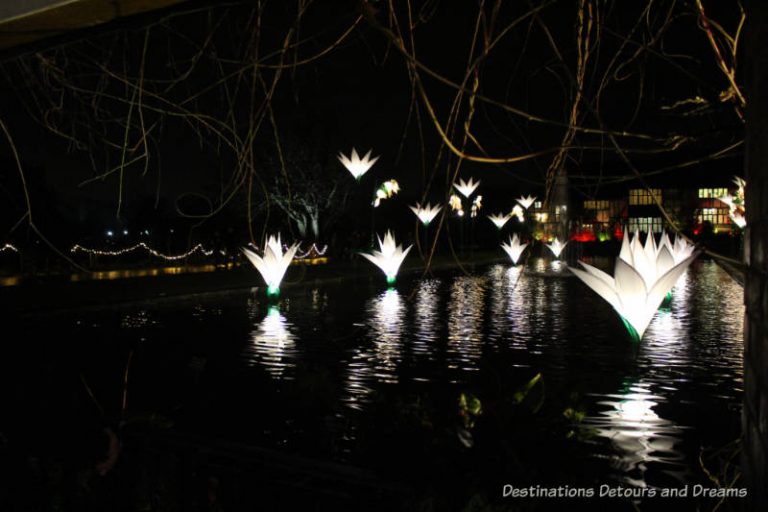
[337,148,379,180]
[453,177,480,198]
[546,237,568,258]
[359,230,412,284]
[515,195,537,210]
[569,231,699,339]
[511,204,525,222]
[501,234,529,265]
[409,202,442,226]
[488,212,511,229]
[242,234,299,296]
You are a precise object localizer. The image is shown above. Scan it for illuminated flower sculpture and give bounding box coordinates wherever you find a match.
[410,203,442,226]
[546,237,568,258]
[511,204,525,222]
[453,177,480,198]
[570,232,699,340]
[360,231,412,285]
[242,234,299,298]
[488,212,511,229]
[719,176,746,228]
[501,234,529,265]
[338,148,379,180]
[470,195,483,218]
[449,194,464,216]
[516,195,537,210]
[372,179,400,207]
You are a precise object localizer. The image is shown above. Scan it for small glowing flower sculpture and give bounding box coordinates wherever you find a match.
[516,195,537,210]
[501,234,529,264]
[360,230,413,285]
[410,202,442,226]
[470,195,483,218]
[453,177,480,198]
[719,176,746,228]
[570,232,699,340]
[372,179,400,207]
[449,194,464,216]
[488,212,512,229]
[242,234,299,298]
[546,237,568,258]
[338,148,379,180]
[511,204,525,222]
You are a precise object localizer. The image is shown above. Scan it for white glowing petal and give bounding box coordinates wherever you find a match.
[409,203,442,225]
[453,177,480,198]
[501,234,528,264]
[731,211,746,228]
[360,230,413,279]
[515,195,537,210]
[570,251,699,339]
[673,234,693,260]
[242,234,299,288]
[488,213,511,229]
[719,195,735,209]
[338,147,380,179]
[546,237,568,258]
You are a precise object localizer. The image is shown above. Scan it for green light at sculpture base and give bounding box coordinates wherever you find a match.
[267,284,280,298]
[660,291,673,309]
[621,316,641,343]
[386,274,396,285]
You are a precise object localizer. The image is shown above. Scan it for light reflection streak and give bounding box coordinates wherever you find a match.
[245,306,298,380]
[413,279,440,360]
[342,288,406,410]
[446,276,486,372]
[368,289,405,383]
[586,381,684,487]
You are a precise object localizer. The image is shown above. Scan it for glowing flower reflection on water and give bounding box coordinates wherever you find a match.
[245,306,297,380]
[447,276,486,374]
[342,288,406,410]
[586,382,680,488]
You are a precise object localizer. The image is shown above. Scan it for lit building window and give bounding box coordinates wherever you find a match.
[629,189,662,206]
[584,200,613,224]
[698,188,728,199]
[697,207,730,225]
[534,201,542,209]
[628,217,663,233]
[583,200,610,210]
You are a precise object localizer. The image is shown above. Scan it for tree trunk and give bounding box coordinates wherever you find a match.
[743,1,768,508]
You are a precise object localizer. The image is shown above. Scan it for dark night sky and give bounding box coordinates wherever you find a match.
[0,0,745,246]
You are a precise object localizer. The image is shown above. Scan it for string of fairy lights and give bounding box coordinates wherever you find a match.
[70,242,214,260]
[0,241,329,261]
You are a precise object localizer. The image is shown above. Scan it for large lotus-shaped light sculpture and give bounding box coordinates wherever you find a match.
[501,234,529,265]
[453,177,480,198]
[570,232,699,340]
[242,234,299,298]
[488,212,511,229]
[360,230,413,285]
[546,237,568,258]
[338,148,379,180]
[516,195,537,210]
[410,202,442,226]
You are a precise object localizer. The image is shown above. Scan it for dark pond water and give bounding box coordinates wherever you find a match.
[2,258,744,510]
